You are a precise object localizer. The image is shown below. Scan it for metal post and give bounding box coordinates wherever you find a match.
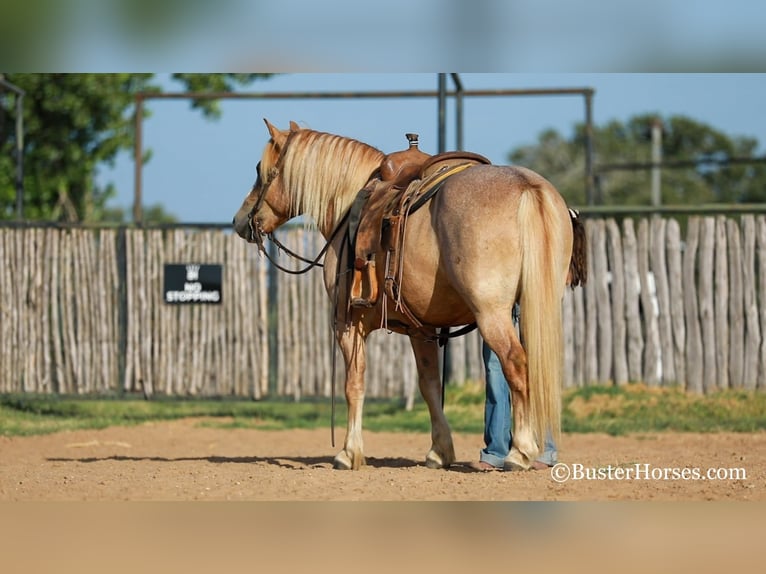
[651,118,663,207]
[116,225,128,394]
[437,74,447,153]
[435,74,450,390]
[451,73,464,151]
[14,91,24,220]
[584,90,595,205]
[133,94,144,224]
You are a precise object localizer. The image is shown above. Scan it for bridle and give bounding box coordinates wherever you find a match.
[245,162,279,252]
[245,132,332,275]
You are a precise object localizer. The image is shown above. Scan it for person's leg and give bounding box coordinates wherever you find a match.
[535,432,558,467]
[481,342,558,469]
[479,342,511,469]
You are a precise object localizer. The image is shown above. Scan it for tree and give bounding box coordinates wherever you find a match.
[101,202,179,224]
[509,114,766,206]
[0,73,271,222]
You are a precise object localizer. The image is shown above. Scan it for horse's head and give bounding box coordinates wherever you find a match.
[233,119,301,246]
[234,120,386,242]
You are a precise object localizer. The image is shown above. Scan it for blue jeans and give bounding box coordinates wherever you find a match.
[480,341,558,468]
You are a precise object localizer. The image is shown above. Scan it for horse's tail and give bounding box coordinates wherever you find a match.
[517,189,570,450]
[567,208,588,288]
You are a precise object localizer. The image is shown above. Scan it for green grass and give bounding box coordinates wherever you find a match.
[0,393,416,437]
[1,383,765,438]
[562,383,766,435]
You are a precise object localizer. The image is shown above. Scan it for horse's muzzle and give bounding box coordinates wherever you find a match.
[235,214,268,253]
[232,212,258,244]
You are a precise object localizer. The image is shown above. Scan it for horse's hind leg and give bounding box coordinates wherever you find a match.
[479,317,539,470]
[408,336,456,469]
[333,324,368,470]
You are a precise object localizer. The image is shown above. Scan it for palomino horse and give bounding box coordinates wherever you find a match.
[233,120,581,471]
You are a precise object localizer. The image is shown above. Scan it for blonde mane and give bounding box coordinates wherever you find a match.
[273,129,385,234]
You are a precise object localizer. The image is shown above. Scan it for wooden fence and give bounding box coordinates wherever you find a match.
[566,214,766,392]
[1,216,765,398]
[0,224,424,399]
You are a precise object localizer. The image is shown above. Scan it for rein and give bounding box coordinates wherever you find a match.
[256,209,352,275]
[260,232,328,275]
[256,218,351,448]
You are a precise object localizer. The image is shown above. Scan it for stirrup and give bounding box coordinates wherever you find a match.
[350,268,364,303]
[351,262,378,307]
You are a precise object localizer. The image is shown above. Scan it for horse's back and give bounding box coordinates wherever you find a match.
[436,164,568,215]
[399,164,572,324]
[430,164,570,259]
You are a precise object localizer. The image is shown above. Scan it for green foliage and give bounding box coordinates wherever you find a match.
[510,113,766,206]
[1,74,148,221]
[562,384,766,435]
[100,202,179,224]
[2,384,765,438]
[0,73,271,222]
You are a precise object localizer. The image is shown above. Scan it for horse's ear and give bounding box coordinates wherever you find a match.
[263,118,288,147]
[289,120,300,132]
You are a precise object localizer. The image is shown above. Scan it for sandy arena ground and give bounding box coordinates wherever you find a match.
[1,419,764,501]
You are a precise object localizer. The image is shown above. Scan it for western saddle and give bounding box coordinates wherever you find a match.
[349,133,431,306]
[349,133,490,309]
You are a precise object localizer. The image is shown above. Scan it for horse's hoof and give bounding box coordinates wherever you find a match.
[504,449,531,471]
[425,449,453,469]
[333,452,352,470]
[333,452,365,470]
[333,458,352,471]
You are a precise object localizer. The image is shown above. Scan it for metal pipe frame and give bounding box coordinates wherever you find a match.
[132,79,596,223]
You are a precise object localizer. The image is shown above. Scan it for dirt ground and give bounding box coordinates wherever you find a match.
[1,419,764,501]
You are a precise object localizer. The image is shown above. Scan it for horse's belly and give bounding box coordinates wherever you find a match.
[398,222,475,327]
[407,290,475,327]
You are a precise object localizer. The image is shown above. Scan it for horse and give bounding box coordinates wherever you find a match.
[233,119,584,471]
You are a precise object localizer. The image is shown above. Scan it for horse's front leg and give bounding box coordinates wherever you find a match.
[332,323,368,470]
[409,336,456,469]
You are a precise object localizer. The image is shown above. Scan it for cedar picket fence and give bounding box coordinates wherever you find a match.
[1,216,765,399]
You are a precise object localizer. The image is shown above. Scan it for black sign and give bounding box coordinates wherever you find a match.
[163,264,222,304]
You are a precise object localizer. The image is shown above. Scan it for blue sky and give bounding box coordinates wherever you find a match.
[99,73,766,223]
[53,1,765,73]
